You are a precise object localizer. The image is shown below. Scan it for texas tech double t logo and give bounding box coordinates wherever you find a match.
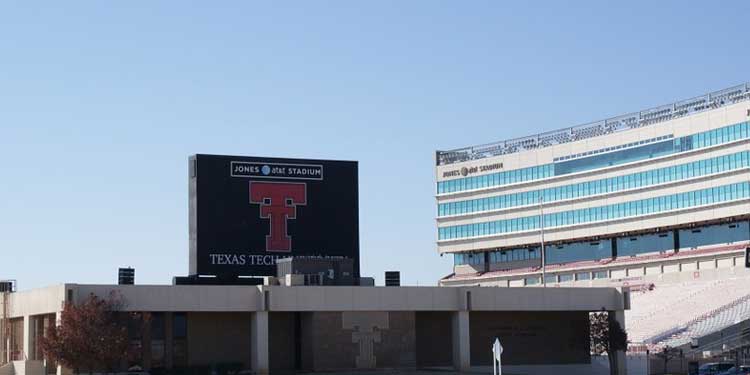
[250,182,307,252]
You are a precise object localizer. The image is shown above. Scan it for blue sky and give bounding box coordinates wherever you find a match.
[1,1,749,290]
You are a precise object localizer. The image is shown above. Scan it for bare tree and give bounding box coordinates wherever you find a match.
[40,292,133,374]
[590,311,629,375]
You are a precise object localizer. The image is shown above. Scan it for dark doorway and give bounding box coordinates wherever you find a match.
[415,312,453,368]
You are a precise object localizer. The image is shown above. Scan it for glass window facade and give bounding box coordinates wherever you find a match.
[488,247,541,264]
[679,221,750,249]
[617,232,674,257]
[450,221,750,272]
[593,271,609,279]
[150,312,165,369]
[546,241,613,265]
[554,135,673,162]
[437,121,750,194]
[439,182,750,240]
[453,253,485,266]
[554,139,676,175]
[438,164,553,194]
[173,312,188,368]
[439,151,750,217]
[525,277,540,285]
[127,314,144,368]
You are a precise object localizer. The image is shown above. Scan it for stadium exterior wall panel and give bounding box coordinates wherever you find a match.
[440,248,750,287]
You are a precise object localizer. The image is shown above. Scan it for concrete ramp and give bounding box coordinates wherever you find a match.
[0,363,14,375]
[9,361,44,375]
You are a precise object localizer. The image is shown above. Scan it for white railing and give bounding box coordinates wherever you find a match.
[436,83,750,166]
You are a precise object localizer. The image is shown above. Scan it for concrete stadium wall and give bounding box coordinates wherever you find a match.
[648,356,689,375]
[300,311,416,371]
[10,361,44,375]
[186,312,252,369]
[444,247,750,288]
[265,285,626,313]
[469,311,591,366]
[274,311,454,371]
[6,286,65,318]
[626,354,649,375]
[6,285,626,318]
[72,285,262,312]
[455,263,485,275]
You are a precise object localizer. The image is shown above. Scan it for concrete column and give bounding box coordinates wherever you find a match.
[610,310,627,375]
[165,312,174,370]
[55,311,64,375]
[22,315,33,360]
[251,311,270,375]
[451,311,470,372]
[142,314,152,370]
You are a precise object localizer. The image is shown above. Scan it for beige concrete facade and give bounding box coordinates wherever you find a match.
[1,284,627,375]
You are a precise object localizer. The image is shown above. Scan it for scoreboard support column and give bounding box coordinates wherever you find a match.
[251,311,270,374]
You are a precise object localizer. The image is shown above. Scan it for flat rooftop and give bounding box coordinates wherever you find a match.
[2,284,627,317]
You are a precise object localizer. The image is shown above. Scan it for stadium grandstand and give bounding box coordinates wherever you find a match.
[435,82,750,351]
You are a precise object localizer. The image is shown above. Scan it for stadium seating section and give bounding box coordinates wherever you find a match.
[627,274,750,349]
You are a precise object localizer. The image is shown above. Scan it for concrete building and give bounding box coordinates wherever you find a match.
[435,83,750,287]
[1,283,628,375]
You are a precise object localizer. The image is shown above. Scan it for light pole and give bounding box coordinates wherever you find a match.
[540,195,546,287]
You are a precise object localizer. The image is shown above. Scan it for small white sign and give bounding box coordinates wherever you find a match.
[492,337,504,375]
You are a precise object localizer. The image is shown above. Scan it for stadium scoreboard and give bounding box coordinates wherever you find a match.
[188,154,360,278]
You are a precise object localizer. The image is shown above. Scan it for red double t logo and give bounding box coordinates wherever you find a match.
[250,182,307,252]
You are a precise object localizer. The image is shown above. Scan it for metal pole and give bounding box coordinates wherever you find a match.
[540,195,546,287]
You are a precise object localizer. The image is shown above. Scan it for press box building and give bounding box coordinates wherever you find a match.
[436,83,750,289]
